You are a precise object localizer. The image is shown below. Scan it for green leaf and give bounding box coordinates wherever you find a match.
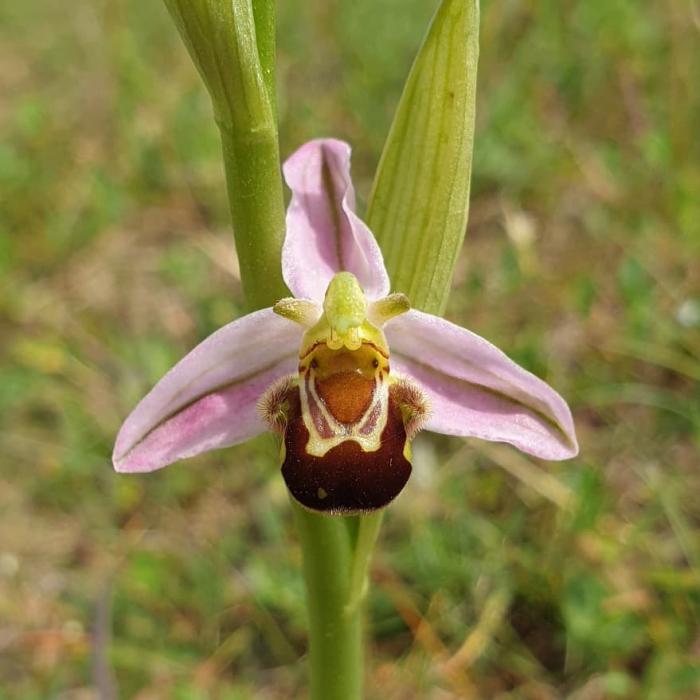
[367,0,479,316]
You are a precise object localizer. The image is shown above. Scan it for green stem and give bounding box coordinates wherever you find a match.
[219,125,287,310]
[292,501,363,700]
[163,0,287,311]
[218,0,287,311]
[346,511,383,615]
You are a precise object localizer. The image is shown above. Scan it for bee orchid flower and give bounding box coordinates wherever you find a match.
[113,139,578,513]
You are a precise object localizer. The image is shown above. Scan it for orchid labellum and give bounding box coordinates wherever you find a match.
[113,139,578,513]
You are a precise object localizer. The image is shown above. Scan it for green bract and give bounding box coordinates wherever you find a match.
[368,0,479,316]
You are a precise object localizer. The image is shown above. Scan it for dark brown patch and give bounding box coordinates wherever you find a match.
[281,388,411,514]
[316,371,374,424]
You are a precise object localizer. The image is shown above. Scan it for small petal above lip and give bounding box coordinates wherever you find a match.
[113,308,300,473]
[282,138,390,302]
[385,310,579,460]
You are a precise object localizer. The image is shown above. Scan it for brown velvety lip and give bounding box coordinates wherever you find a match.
[281,387,411,514]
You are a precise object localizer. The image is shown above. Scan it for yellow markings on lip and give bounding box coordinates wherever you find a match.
[299,342,391,459]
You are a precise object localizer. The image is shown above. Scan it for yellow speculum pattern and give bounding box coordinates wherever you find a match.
[299,343,391,457]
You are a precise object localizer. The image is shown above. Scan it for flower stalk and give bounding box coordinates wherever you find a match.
[163,0,287,309]
[293,503,364,700]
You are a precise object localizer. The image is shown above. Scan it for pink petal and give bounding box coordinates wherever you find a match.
[113,308,300,473]
[282,138,390,302]
[385,310,578,460]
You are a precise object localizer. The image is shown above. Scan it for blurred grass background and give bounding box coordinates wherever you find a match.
[1,0,699,698]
